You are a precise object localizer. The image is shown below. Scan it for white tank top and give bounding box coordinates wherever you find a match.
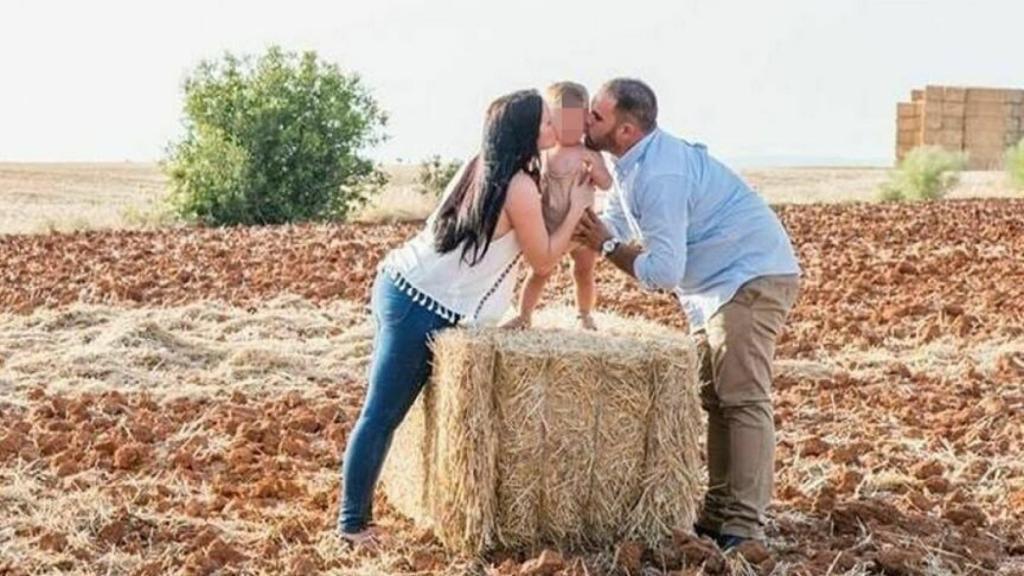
[380,160,522,326]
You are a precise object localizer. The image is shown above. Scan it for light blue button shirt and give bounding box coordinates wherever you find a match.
[600,129,800,331]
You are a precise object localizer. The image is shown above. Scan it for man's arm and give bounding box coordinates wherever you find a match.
[606,242,644,278]
[575,175,690,291]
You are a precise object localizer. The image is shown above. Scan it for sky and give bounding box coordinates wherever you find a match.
[1,0,1021,167]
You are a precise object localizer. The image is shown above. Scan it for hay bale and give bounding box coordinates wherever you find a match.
[380,308,702,554]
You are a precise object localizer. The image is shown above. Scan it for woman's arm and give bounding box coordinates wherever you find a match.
[505,172,589,273]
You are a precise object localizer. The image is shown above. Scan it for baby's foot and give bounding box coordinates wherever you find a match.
[500,315,532,330]
[577,313,597,331]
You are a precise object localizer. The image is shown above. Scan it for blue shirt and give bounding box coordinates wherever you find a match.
[600,129,800,331]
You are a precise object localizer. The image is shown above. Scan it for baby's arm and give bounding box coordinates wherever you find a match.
[584,150,613,191]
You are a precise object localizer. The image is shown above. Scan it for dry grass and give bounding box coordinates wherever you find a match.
[353,162,442,224]
[742,167,1020,204]
[354,185,439,224]
[0,163,170,235]
[0,295,372,399]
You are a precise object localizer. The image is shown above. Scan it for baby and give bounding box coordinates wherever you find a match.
[506,81,613,330]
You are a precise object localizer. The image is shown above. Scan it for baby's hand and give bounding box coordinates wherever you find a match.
[575,161,594,187]
[581,150,613,191]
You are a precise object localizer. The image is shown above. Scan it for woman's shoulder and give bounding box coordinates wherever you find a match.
[507,170,540,196]
[502,171,541,220]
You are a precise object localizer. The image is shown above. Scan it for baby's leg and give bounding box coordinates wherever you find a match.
[511,267,553,328]
[571,247,597,325]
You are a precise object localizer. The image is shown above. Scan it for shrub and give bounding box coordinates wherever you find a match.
[1006,138,1024,190]
[417,155,463,198]
[164,47,388,225]
[879,146,966,202]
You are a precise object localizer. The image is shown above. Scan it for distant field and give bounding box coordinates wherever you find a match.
[0,162,1018,235]
[0,163,169,235]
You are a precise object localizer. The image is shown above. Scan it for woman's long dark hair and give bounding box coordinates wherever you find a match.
[433,89,543,265]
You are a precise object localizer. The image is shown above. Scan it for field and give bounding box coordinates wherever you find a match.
[2,163,1021,235]
[1,166,1023,575]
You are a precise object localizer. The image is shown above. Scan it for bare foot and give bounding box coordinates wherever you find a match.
[500,314,532,330]
[578,314,597,331]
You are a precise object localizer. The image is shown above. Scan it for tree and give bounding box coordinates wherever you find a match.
[164,47,388,225]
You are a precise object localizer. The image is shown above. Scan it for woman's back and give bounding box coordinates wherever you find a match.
[381,159,523,325]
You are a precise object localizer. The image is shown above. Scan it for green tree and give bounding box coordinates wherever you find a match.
[164,47,388,225]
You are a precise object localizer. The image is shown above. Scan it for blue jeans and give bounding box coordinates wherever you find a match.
[338,272,456,533]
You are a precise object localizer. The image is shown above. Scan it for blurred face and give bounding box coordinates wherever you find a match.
[585,91,624,153]
[552,105,587,146]
[536,102,557,150]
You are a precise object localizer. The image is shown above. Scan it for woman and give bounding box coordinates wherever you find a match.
[338,89,594,548]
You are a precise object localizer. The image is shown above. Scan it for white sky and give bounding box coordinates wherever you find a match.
[1,0,1021,166]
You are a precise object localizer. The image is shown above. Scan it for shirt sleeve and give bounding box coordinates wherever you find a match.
[598,184,634,242]
[632,175,690,292]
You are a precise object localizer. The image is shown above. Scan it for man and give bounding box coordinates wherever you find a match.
[573,78,801,550]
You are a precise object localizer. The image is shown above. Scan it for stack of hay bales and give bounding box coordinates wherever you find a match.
[896,85,1024,169]
[380,309,702,554]
[962,88,1024,169]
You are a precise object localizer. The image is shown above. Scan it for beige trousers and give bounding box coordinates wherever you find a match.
[695,274,800,540]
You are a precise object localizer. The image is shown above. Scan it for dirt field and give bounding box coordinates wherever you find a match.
[2,163,1020,235]
[1,198,1023,575]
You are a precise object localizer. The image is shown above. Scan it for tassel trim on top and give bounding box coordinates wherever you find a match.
[381,266,463,325]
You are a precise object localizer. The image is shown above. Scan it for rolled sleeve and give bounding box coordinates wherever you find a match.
[632,175,690,292]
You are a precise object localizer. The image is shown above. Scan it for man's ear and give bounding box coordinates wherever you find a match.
[619,122,636,141]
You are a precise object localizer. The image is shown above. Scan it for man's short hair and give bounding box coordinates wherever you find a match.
[601,78,658,132]
[546,81,589,109]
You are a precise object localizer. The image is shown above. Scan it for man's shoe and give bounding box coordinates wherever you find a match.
[693,523,720,540]
[715,533,748,552]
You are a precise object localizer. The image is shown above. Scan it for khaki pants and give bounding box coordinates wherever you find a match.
[695,274,800,541]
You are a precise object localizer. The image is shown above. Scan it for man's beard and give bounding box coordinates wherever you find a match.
[585,132,607,151]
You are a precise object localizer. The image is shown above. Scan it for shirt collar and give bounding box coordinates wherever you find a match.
[613,129,659,177]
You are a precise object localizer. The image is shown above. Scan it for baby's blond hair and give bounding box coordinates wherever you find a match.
[546,81,589,109]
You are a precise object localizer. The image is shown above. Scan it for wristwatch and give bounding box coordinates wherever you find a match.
[600,237,621,258]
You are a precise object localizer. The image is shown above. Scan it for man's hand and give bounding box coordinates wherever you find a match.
[574,208,643,281]
[573,208,612,252]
